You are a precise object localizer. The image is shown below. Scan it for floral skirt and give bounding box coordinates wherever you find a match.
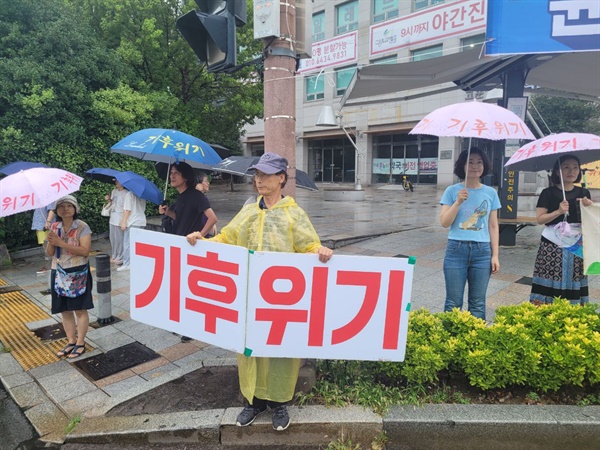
[530,237,589,305]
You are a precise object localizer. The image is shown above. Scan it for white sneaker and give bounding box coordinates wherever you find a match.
[116,265,130,272]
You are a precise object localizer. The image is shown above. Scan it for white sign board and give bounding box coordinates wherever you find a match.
[130,229,415,361]
[370,0,486,57]
[297,32,358,74]
[246,251,413,361]
[130,228,249,353]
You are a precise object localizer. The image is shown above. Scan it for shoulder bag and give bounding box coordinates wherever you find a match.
[54,229,89,297]
[101,201,113,217]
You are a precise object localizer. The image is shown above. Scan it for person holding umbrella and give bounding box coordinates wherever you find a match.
[440,147,501,321]
[117,190,147,272]
[104,179,127,264]
[46,195,93,359]
[530,155,593,305]
[158,162,217,238]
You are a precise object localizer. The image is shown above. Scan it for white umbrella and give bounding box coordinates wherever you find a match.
[409,101,535,179]
[504,132,600,206]
[0,167,83,218]
[504,133,600,172]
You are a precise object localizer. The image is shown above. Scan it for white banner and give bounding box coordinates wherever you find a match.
[373,157,438,175]
[370,0,486,57]
[298,31,358,74]
[130,229,414,361]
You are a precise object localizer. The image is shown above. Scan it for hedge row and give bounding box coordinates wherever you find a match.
[373,300,600,391]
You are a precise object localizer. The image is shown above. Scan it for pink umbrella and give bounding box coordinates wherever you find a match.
[409,101,536,141]
[409,100,535,180]
[504,132,600,172]
[0,167,83,218]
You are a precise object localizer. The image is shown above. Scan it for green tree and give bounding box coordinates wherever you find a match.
[0,0,129,247]
[528,95,600,135]
[71,0,264,151]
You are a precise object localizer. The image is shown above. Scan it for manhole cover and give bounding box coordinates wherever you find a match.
[73,342,160,381]
[516,276,533,286]
[33,324,66,341]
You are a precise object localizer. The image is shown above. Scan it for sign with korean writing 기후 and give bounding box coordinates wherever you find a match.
[130,228,414,361]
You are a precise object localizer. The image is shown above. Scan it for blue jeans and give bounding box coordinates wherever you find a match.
[443,240,492,320]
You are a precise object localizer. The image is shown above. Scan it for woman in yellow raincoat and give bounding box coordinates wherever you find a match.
[187,152,333,431]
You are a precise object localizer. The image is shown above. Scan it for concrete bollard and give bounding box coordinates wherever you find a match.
[95,253,115,324]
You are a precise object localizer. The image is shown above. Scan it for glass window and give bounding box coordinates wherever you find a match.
[461,33,485,51]
[414,0,444,11]
[305,74,324,102]
[373,0,399,23]
[312,11,325,43]
[411,44,443,61]
[371,55,397,65]
[335,66,356,96]
[336,1,359,35]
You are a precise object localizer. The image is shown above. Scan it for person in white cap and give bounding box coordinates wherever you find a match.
[186,152,333,432]
[46,195,93,359]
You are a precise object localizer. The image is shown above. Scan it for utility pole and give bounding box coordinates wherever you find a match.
[259,0,297,198]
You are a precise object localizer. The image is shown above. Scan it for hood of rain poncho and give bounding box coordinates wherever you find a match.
[210,195,322,403]
[211,195,322,254]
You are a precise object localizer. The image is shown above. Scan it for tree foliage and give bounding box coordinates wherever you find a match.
[529,95,600,136]
[0,0,264,250]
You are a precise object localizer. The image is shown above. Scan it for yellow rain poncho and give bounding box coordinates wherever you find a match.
[211,195,322,403]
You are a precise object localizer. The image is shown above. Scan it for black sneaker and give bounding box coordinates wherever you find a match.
[236,405,266,427]
[180,335,192,342]
[271,405,290,431]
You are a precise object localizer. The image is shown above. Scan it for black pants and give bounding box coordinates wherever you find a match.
[251,396,285,409]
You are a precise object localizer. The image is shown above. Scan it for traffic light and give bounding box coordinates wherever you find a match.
[176,1,246,73]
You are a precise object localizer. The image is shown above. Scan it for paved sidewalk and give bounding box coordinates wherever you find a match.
[1,182,599,448]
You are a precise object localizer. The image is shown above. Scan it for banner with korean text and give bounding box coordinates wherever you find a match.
[130,228,414,361]
[486,0,600,55]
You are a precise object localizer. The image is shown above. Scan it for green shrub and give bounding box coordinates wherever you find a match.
[308,300,600,411]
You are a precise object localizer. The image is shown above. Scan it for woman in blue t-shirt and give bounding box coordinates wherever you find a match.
[440,147,501,320]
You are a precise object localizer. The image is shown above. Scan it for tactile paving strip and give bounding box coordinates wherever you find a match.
[0,278,91,370]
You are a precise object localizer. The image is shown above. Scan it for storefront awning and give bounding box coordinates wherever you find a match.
[341,46,600,108]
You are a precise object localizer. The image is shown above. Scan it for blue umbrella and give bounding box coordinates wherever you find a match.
[85,168,121,184]
[85,168,163,205]
[0,161,47,176]
[110,129,222,168]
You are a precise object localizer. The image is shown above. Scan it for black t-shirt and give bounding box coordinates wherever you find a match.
[536,185,591,225]
[171,187,210,236]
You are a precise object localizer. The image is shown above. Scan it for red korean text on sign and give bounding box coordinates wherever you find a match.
[255,266,406,350]
[134,243,240,334]
[186,251,239,333]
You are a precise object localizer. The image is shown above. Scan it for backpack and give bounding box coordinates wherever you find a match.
[161,215,175,234]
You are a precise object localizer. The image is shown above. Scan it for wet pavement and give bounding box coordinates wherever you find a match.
[1,182,599,448]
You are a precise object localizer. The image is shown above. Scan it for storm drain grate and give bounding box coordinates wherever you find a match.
[73,342,160,381]
[33,324,67,341]
[516,276,533,286]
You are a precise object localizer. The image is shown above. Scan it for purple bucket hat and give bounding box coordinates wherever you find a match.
[248,152,288,174]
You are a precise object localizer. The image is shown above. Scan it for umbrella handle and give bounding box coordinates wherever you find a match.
[163,161,171,199]
[558,157,569,218]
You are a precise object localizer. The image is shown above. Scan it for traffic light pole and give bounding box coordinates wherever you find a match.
[262,0,297,198]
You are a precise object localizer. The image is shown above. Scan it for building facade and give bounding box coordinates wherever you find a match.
[242,0,493,188]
